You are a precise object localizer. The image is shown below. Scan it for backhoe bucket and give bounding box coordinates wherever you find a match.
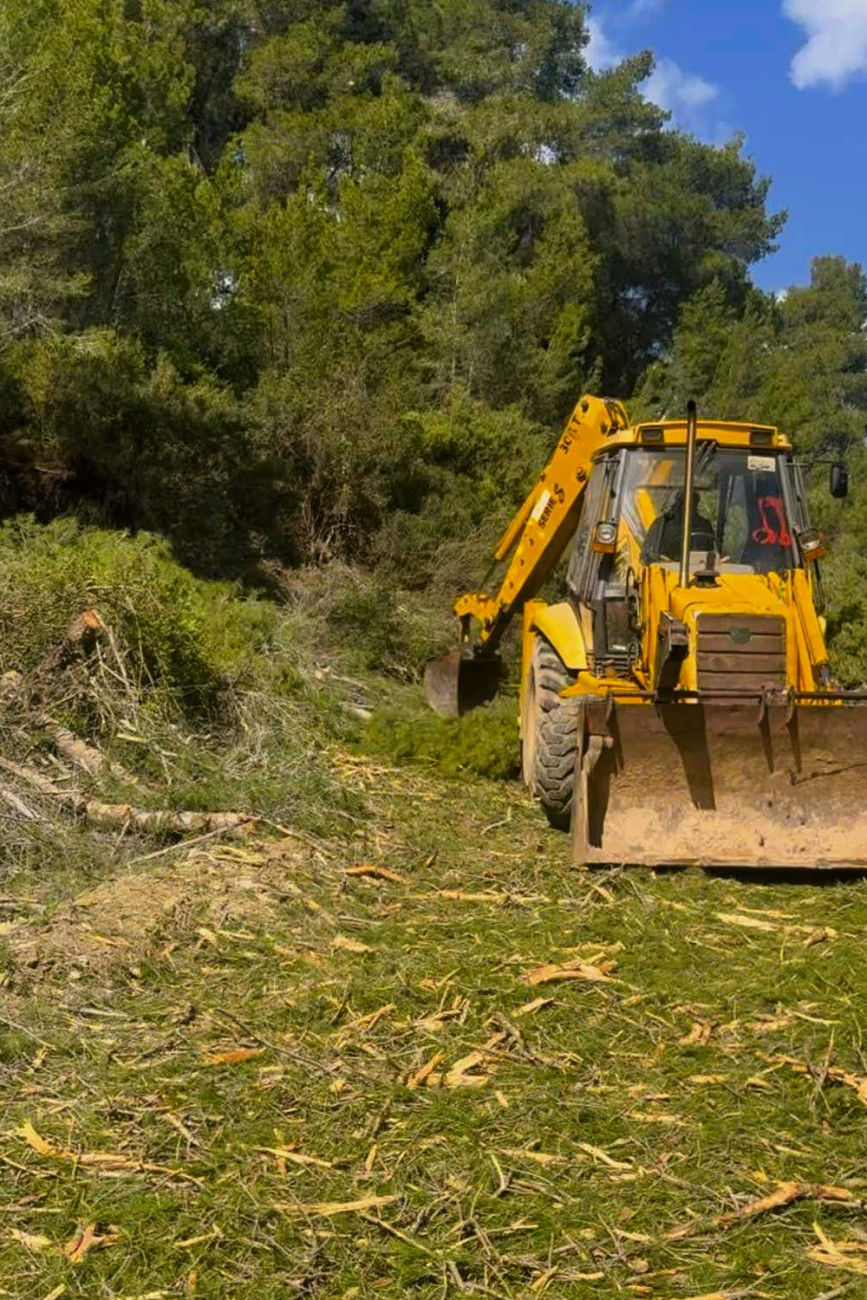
[424,651,502,719]
[575,699,867,870]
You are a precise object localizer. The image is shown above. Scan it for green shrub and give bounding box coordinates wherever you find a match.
[361,692,519,781]
[0,516,276,723]
[322,572,455,680]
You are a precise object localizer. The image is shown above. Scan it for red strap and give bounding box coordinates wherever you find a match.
[751,496,791,547]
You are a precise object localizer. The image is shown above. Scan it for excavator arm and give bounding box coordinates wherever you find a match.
[455,395,629,653]
[424,394,629,716]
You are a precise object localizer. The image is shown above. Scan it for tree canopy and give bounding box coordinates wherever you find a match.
[0,0,863,662]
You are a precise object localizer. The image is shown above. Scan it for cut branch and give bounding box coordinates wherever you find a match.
[0,757,255,839]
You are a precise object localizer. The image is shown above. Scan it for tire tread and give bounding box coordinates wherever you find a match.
[529,638,579,830]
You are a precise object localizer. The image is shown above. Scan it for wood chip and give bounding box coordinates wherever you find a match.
[279,1194,399,1218]
[407,1051,444,1090]
[576,1142,632,1170]
[530,1266,559,1292]
[10,1228,53,1252]
[807,1221,867,1276]
[767,1052,867,1106]
[255,1146,333,1169]
[667,1181,857,1240]
[716,912,838,942]
[203,1048,263,1066]
[332,935,375,955]
[719,1181,856,1228]
[336,1003,395,1044]
[16,1120,55,1156]
[524,958,616,986]
[716,911,778,932]
[14,1119,200,1183]
[345,864,407,884]
[443,1049,491,1088]
[514,997,554,1018]
[499,1148,566,1167]
[682,1293,745,1300]
[415,1003,466,1033]
[803,926,837,947]
[678,1020,713,1046]
[437,890,511,904]
[63,1223,120,1263]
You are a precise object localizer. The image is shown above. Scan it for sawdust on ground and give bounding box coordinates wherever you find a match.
[8,837,311,975]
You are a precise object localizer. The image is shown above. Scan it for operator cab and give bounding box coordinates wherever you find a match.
[627,445,797,576]
[567,437,818,677]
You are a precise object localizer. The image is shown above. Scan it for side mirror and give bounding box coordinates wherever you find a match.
[830,462,849,499]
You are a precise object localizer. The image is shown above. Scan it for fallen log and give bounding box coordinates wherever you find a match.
[0,757,255,839]
[2,666,139,784]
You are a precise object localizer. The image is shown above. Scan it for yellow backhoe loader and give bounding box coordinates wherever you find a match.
[425,394,867,869]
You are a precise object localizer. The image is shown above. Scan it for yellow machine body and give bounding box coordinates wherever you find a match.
[424,394,867,869]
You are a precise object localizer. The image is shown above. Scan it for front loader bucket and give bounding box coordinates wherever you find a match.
[575,700,867,870]
[424,650,502,719]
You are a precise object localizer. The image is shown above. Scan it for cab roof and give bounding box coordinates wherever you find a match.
[603,418,791,453]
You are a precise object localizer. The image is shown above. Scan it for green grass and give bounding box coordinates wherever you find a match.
[1,522,865,1296]
[2,750,867,1298]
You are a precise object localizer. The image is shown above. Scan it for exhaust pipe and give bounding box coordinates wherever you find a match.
[679,400,698,589]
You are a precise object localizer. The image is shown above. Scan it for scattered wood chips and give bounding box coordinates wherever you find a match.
[407,1031,507,1089]
[807,1221,867,1275]
[15,1120,199,1183]
[524,957,616,986]
[764,1051,867,1106]
[667,1180,857,1240]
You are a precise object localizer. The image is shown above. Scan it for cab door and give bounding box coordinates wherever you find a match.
[566,452,629,673]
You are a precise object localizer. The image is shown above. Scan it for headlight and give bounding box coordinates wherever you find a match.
[592,522,618,554]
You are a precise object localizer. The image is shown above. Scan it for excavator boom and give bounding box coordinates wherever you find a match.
[424,395,629,716]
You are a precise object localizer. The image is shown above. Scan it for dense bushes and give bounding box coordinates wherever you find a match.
[0,518,275,723]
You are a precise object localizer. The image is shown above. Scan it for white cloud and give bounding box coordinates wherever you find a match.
[585,17,720,131]
[585,17,621,72]
[644,57,719,113]
[626,0,666,18]
[784,0,867,90]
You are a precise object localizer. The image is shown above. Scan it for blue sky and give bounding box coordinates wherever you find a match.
[584,0,867,292]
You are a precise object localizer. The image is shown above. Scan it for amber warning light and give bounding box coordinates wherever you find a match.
[592,522,617,554]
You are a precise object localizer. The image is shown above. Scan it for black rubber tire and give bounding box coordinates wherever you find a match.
[522,637,580,831]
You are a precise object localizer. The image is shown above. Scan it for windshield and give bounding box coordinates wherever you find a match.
[618,446,797,575]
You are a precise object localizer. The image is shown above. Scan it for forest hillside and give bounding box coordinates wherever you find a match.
[0,0,865,679]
